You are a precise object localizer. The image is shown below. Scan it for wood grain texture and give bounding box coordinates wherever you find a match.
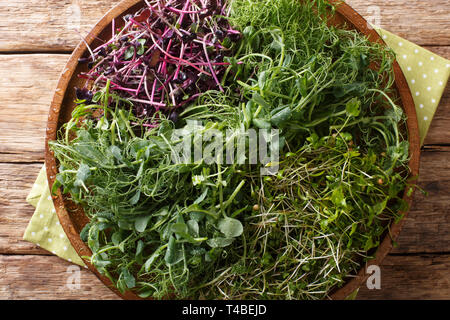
[0,54,68,163]
[346,0,450,46]
[0,255,119,300]
[0,0,448,52]
[0,0,121,52]
[391,150,450,254]
[0,254,447,299]
[357,255,450,299]
[0,163,47,255]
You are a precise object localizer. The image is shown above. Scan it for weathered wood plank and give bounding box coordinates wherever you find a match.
[346,0,450,46]
[0,0,448,53]
[391,150,450,254]
[357,254,450,299]
[0,0,121,52]
[0,254,447,299]
[424,79,450,145]
[0,51,448,163]
[0,163,48,255]
[1,147,450,255]
[0,54,68,163]
[0,255,119,299]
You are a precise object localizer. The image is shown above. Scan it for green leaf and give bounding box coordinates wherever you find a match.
[385,105,403,123]
[136,240,144,257]
[386,141,409,163]
[331,187,346,207]
[373,199,388,215]
[87,225,99,251]
[306,133,320,148]
[282,53,292,67]
[187,220,199,237]
[157,206,170,216]
[363,237,378,251]
[137,39,146,55]
[92,91,103,103]
[270,107,292,126]
[97,117,109,130]
[252,93,271,110]
[296,76,308,97]
[111,232,122,246]
[253,118,271,129]
[217,217,243,238]
[74,163,90,186]
[118,219,133,231]
[130,189,141,205]
[109,145,123,162]
[137,289,154,298]
[124,46,135,60]
[398,141,409,162]
[269,32,283,52]
[407,187,414,197]
[258,71,268,90]
[80,223,91,242]
[98,222,114,231]
[135,215,151,233]
[190,211,205,222]
[115,243,124,254]
[206,237,235,248]
[340,132,353,142]
[73,144,104,163]
[224,56,237,69]
[243,25,255,38]
[93,259,111,268]
[171,223,188,235]
[144,245,166,272]
[345,98,361,117]
[121,267,136,289]
[164,235,183,265]
[51,174,64,195]
[221,37,232,49]
[350,222,358,236]
[171,222,199,243]
[193,189,208,204]
[360,53,369,68]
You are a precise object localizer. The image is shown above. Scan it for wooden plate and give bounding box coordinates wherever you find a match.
[45,0,420,300]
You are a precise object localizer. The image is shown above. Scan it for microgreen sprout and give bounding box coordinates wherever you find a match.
[51,0,412,300]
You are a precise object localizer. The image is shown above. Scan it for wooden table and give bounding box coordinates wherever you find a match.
[0,0,448,300]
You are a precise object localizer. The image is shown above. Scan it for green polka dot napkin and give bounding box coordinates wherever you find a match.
[23,29,449,269]
[377,29,450,145]
[24,166,85,267]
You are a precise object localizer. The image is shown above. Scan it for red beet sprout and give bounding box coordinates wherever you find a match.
[78,0,240,122]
